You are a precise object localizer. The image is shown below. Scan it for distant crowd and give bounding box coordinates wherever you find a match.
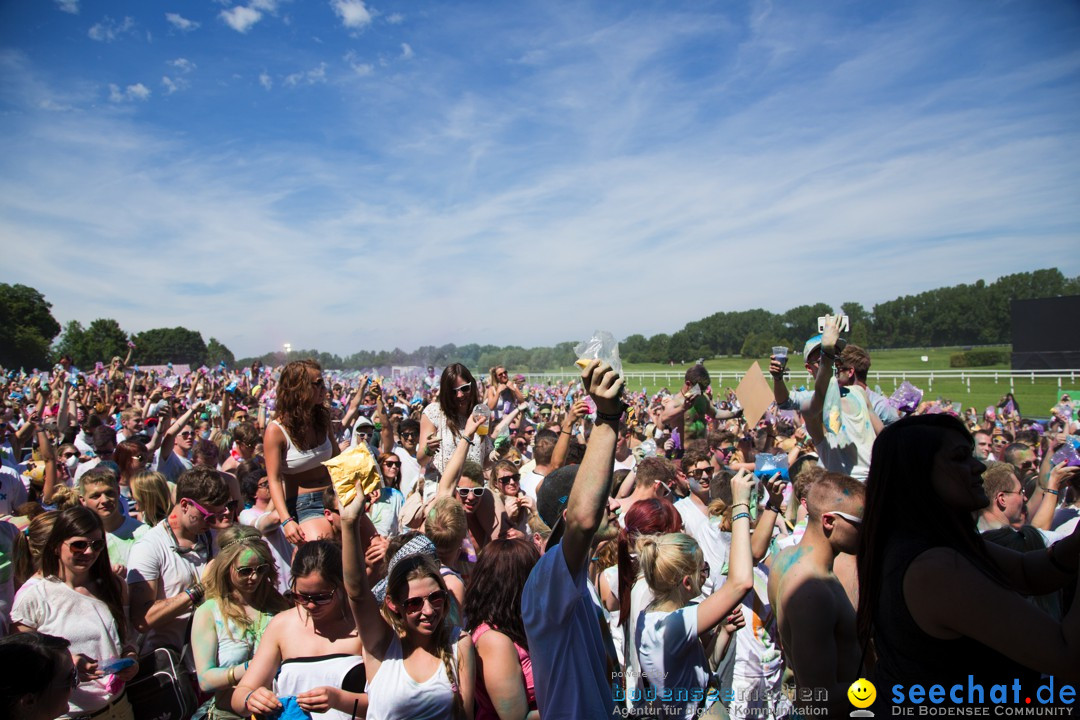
[1,317,1078,720]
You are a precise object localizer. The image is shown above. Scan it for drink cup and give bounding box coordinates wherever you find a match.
[772,346,789,369]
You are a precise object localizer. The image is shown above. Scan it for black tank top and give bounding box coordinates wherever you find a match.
[869,534,1040,709]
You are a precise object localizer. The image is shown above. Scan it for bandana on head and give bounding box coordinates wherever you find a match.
[371,534,438,605]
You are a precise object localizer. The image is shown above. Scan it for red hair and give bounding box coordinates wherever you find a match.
[616,497,682,626]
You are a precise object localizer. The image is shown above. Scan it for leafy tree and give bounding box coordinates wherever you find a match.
[76,318,130,366]
[132,327,208,365]
[0,284,61,369]
[54,320,88,365]
[205,337,236,368]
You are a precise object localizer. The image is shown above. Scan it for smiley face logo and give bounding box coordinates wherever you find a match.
[848,678,876,709]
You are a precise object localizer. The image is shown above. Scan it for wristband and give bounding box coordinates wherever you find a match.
[732,512,751,522]
[730,503,750,511]
[282,517,296,527]
[1044,488,1060,496]
[765,504,782,514]
[595,409,624,424]
[821,350,836,361]
[561,430,572,436]
[244,689,257,711]
[227,665,237,686]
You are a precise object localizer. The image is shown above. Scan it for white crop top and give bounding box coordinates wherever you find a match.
[366,635,458,720]
[272,420,333,473]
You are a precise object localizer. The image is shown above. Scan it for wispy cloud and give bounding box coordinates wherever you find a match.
[88,16,135,42]
[220,6,263,33]
[3,2,1080,357]
[55,0,79,15]
[284,62,328,86]
[330,0,371,30]
[107,82,151,102]
[161,76,188,94]
[165,13,200,32]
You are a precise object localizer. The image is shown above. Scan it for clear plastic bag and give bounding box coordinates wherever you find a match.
[754,453,790,480]
[573,330,623,376]
[1051,441,1080,468]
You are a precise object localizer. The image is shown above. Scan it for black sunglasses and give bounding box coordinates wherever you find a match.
[286,588,337,606]
[67,538,105,553]
[497,474,520,484]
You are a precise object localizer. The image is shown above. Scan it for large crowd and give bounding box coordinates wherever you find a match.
[1,316,1078,720]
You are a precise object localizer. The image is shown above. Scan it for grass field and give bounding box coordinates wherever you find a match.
[534,346,1079,418]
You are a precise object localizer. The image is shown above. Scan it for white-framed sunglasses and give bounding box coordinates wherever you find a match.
[825,510,863,525]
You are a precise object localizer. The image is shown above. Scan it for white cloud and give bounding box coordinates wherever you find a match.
[168,58,196,73]
[344,51,374,76]
[259,72,273,90]
[400,43,414,60]
[161,76,190,94]
[55,0,79,15]
[386,13,403,24]
[284,63,328,86]
[108,82,151,102]
[250,0,279,11]
[331,0,371,29]
[88,16,135,42]
[220,6,262,33]
[165,13,200,32]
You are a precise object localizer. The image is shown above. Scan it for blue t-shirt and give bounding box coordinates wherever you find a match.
[522,542,615,719]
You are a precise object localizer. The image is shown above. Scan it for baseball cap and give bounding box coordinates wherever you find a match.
[803,334,823,359]
[536,464,579,549]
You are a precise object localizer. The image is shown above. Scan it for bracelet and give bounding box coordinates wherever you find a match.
[732,512,751,522]
[185,586,204,607]
[227,665,237,687]
[244,689,257,710]
[1046,544,1075,574]
[1044,488,1060,496]
[730,503,749,511]
[561,429,572,436]
[282,517,296,527]
[595,409,623,423]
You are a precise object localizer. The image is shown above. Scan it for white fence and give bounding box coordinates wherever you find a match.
[522,369,1080,393]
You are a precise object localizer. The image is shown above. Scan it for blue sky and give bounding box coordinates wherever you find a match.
[1,0,1079,358]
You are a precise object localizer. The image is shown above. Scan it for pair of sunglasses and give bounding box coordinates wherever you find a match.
[401,589,447,614]
[66,538,105,554]
[457,487,486,499]
[286,588,337,606]
[235,563,270,578]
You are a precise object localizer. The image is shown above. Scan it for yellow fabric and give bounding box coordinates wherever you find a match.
[322,441,381,507]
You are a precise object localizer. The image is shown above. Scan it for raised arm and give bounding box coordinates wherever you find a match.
[697,470,755,634]
[437,412,483,500]
[806,315,841,443]
[562,361,623,577]
[551,399,587,470]
[1029,462,1075,532]
[752,474,785,563]
[339,491,391,660]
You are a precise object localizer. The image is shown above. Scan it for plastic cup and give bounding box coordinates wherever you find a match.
[772,346,789,368]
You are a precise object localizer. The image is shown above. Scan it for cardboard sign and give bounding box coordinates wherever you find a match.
[735,362,773,428]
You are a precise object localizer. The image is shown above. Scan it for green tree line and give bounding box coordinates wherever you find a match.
[1,268,1076,372]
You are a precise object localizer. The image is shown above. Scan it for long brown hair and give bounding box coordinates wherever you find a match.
[41,507,128,642]
[276,359,331,450]
[437,363,479,439]
[203,525,289,639]
[382,554,464,719]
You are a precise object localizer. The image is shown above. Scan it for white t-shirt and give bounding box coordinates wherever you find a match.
[814,434,869,482]
[393,446,422,499]
[154,447,193,483]
[11,577,127,715]
[519,470,545,502]
[126,521,210,652]
[0,465,27,515]
[238,507,293,595]
[368,487,404,537]
[106,514,149,567]
[636,604,713,719]
[522,543,615,719]
[600,565,654,711]
[674,497,730,589]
